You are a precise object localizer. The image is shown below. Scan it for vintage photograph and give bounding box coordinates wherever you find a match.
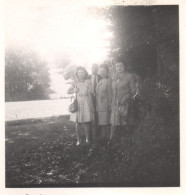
[5,4,179,187]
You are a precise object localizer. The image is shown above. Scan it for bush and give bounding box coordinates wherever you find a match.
[5,48,51,101]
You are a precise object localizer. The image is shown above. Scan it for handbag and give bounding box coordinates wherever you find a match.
[69,86,78,113]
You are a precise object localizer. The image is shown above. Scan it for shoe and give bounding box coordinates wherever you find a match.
[86,139,90,144]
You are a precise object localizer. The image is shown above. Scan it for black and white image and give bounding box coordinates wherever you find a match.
[5,3,179,187]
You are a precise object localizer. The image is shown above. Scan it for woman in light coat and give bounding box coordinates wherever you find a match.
[67,66,94,145]
[96,64,111,139]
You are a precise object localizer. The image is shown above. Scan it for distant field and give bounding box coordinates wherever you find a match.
[5,99,72,121]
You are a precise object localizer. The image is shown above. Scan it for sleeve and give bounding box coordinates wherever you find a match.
[107,78,113,109]
[85,79,92,95]
[128,74,136,97]
[67,82,76,95]
[135,75,141,94]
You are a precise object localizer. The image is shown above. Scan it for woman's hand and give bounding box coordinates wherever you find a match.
[108,105,111,113]
[119,96,129,105]
[132,93,137,100]
[74,87,79,93]
[87,89,92,95]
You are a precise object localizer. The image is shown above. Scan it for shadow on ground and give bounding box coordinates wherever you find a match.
[5,115,179,187]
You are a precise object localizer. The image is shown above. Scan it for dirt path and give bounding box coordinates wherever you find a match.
[5,99,71,121]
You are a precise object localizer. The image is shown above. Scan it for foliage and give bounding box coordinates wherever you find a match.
[108,6,179,177]
[62,64,77,81]
[5,48,51,101]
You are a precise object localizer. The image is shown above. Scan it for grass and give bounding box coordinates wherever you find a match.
[5,115,179,187]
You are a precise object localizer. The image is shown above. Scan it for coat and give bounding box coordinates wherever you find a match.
[96,78,111,112]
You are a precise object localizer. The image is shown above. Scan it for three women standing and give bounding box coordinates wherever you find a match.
[68,61,136,145]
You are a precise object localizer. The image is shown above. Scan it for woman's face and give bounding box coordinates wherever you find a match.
[116,62,125,73]
[77,69,85,80]
[99,67,107,78]
[92,64,98,75]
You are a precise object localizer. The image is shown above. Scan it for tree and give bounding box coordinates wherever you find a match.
[106,6,179,175]
[5,48,51,101]
[107,5,179,116]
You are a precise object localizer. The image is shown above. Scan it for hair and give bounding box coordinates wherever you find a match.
[115,61,128,72]
[92,63,98,68]
[115,56,129,71]
[115,61,125,67]
[99,64,109,73]
[99,64,109,78]
[75,66,89,80]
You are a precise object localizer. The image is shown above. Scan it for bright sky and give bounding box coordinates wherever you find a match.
[5,5,113,68]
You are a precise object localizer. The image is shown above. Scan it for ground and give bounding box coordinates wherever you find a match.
[5,115,179,187]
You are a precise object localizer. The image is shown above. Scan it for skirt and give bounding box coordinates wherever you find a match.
[110,101,129,126]
[97,111,110,126]
[70,95,94,123]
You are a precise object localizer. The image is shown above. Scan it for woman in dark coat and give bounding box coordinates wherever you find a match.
[110,61,136,140]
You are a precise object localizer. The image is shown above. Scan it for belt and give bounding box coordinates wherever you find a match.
[79,94,88,97]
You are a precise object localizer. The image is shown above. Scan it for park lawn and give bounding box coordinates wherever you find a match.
[5,115,179,187]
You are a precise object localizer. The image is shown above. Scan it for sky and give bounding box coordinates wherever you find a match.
[4,5,114,98]
[5,5,113,69]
